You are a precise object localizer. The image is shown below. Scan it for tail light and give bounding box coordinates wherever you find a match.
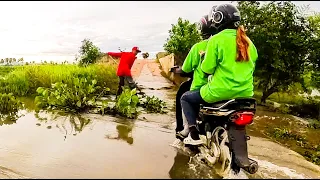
[232,112,254,126]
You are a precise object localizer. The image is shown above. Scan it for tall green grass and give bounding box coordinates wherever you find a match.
[0,66,20,77]
[0,64,119,96]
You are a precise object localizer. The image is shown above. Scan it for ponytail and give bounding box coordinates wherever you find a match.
[236,25,250,62]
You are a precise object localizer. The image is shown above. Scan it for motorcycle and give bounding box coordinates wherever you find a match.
[170,65,258,176]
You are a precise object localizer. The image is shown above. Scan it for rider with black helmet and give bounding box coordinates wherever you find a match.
[180,4,258,145]
[174,14,217,140]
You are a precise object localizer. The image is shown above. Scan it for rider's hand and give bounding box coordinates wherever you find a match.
[174,67,183,74]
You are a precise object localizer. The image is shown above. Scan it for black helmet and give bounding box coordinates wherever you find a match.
[196,14,217,39]
[208,4,241,32]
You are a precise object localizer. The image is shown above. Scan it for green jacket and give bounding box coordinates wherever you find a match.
[200,29,258,103]
[182,40,209,91]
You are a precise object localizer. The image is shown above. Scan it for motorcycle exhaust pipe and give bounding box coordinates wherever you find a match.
[242,158,258,174]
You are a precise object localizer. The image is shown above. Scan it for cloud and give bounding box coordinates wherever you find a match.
[0,1,318,61]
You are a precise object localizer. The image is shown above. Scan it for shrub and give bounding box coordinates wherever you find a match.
[163,17,201,65]
[289,98,320,120]
[35,77,104,112]
[114,88,140,119]
[142,52,149,59]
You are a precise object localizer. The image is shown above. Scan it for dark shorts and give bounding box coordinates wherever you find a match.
[117,76,137,96]
[119,76,136,88]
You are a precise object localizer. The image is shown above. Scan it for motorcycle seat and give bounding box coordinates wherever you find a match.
[200,98,256,111]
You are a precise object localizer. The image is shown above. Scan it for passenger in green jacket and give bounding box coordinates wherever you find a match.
[181,4,259,145]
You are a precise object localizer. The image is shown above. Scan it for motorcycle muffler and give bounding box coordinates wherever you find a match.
[242,158,258,174]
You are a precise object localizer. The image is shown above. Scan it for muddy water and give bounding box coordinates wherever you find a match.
[0,59,320,179]
[0,111,218,179]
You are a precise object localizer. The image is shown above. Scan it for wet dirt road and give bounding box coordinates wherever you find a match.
[0,59,320,179]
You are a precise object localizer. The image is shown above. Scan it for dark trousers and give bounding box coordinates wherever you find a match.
[117,76,137,96]
[175,80,192,132]
[180,90,207,126]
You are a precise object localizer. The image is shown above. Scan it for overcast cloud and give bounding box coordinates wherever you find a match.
[0,1,319,62]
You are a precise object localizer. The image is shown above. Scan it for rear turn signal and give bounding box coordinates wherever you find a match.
[233,112,254,126]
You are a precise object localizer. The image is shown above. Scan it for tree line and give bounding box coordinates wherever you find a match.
[0,58,24,64]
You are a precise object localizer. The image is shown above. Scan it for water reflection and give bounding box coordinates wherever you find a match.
[34,111,92,140]
[168,152,192,179]
[0,110,24,126]
[0,114,20,126]
[168,151,221,179]
[18,96,37,112]
[105,123,134,145]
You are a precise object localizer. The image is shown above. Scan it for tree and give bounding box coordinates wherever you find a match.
[237,1,316,103]
[307,13,320,89]
[8,58,12,64]
[142,52,149,59]
[0,59,3,64]
[163,17,201,65]
[13,58,16,63]
[18,57,24,63]
[76,38,103,66]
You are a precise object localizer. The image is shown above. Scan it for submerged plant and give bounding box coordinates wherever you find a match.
[114,88,140,119]
[139,95,167,113]
[35,77,102,112]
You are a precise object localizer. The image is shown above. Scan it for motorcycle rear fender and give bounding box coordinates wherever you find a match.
[227,125,250,168]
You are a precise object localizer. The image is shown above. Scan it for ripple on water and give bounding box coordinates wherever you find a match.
[249,157,308,179]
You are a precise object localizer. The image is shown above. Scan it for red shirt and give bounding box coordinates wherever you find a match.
[107,52,137,77]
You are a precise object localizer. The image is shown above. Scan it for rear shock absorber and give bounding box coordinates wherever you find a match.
[204,123,211,147]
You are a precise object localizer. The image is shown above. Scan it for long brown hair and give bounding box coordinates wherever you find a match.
[236,25,250,62]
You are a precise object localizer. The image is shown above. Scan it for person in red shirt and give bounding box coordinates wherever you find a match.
[107,46,142,96]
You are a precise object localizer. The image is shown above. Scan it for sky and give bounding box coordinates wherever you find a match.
[0,1,319,62]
